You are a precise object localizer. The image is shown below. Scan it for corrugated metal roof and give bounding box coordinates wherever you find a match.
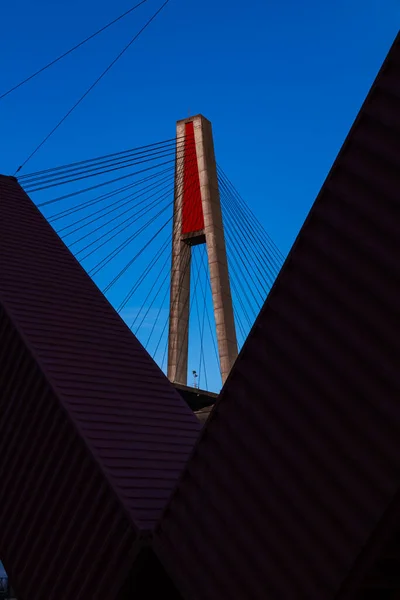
[0,176,200,599]
[154,32,400,600]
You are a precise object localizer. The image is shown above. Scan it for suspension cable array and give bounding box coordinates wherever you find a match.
[217,165,284,344]
[18,139,284,392]
[13,0,171,175]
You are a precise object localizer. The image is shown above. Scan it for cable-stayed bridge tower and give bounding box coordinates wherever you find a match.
[168,115,238,386]
[11,114,285,397]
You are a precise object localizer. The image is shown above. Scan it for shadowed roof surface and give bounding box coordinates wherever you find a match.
[154,31,400,600]
[0,176,200,599]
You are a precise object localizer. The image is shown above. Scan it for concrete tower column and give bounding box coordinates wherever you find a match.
[168,115,238,386]
[167,120,191,384]
[192,116,238,384]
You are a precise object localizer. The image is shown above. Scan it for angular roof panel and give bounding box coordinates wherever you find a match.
[154,32,400,600]
[0,175,200,599]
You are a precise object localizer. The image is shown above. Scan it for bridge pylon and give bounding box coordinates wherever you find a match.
[167,115,238,386]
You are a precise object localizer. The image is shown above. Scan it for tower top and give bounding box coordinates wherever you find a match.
[176,113,212,126]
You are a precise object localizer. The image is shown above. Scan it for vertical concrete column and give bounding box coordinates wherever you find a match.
[193,115,238,384]
[167,120,191,384]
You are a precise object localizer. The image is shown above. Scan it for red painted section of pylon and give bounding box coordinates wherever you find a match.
[181,121,204,235]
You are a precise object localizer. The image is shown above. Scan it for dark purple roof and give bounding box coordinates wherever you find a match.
[154,32,400,600]
[0,176,200,599]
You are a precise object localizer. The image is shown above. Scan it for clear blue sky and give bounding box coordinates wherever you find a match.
[1,0,398,253]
